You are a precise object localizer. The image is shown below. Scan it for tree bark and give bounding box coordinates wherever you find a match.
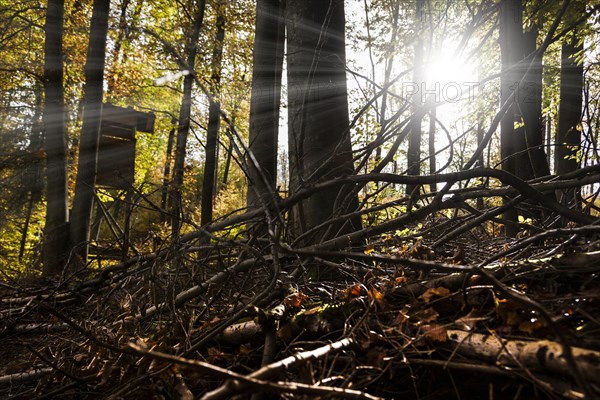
[170,0,206,235]
[200,1,226,228]
[68,0,110,269]
[499,0,523,236]
[428,105,436,193]
[555,34,584,208]
[160,117,177,222]
[42,0,69,276]
[246,0,284,222]
[286,0,361,243]
[406,0,425,196]
[521,25,551,179]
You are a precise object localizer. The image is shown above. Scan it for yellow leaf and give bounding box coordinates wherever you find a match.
[368,287,386,308]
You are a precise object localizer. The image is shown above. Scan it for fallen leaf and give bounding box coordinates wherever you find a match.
[422,324,447,342]
[284,292,309,308]
[368,287,387,308]
[419,287,451,303]
[519,318,546,334]
[414,308,439,323]
[344,283,367,300]
[455,309,488,331]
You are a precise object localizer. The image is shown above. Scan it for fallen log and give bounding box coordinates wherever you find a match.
[447,330,600,384]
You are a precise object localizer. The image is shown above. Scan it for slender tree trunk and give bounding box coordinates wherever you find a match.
[200,1,226,228]
[247,0,284,219]
[555,33,584,206]
[286,0,361,243]
[476,117,485,209]
[69,0,110,268]
[428,105,436,193]
[406,0,425,196]
[160,117,177,222]
[375,0,400,163]
[222,135,232,187]
[499,0,522,237]
[170,0,206,234]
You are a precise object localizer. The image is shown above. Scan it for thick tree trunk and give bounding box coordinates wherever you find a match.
[170,0,206,234]
[286,0,361,244]
[246,0,284,221]
[555,35,584,207]
[499,0,523,236]
[406,0,425,196]
[69,0,110,269]
[42,0,69,276]
[200,1,225,228]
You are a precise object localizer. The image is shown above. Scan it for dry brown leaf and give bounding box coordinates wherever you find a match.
[419,287,451,303]
[284,292,309,308]
[393,307,411,326]
[414,307,439,323]
[422,324,448,342]
[455,309,488,331]
[519,318,546,334]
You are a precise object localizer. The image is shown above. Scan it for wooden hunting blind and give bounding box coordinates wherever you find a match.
[96,104,155,188]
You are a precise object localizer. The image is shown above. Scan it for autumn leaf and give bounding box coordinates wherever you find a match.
[414,308,439,323]
[395,276,408,285]
[419,287,451,303]
[518,318,546,334]
[344,283,367,300]
[455,309,488,331]
[364,244,375,254]
[368,287,387,308]
[422,324,447,342]
[284,292,309,308]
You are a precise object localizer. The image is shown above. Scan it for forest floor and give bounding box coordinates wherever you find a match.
[1,216,600,399]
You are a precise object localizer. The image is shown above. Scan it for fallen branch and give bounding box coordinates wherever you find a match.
[447,330,600,383]
[0,368,51,386]
[202,338,357,400]
[128,342,380,400]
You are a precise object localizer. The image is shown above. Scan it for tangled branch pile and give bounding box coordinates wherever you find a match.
[1,167,600,399]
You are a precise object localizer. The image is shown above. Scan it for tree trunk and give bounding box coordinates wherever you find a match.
[160,117,177,222]
[200,1,226,228]
[406,0,425,196]
[375,0,400,163]
[286,0,361,244]
[521,25,551,179]
[555,33,584,207]
[499,0,523,237]
[42,0,69,276]
[69,0,110,269]
[170,0,206,235]
[246,0,284,221]
[428,105,436,193]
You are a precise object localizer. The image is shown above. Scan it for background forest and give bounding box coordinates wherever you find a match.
[2,0,600,399]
